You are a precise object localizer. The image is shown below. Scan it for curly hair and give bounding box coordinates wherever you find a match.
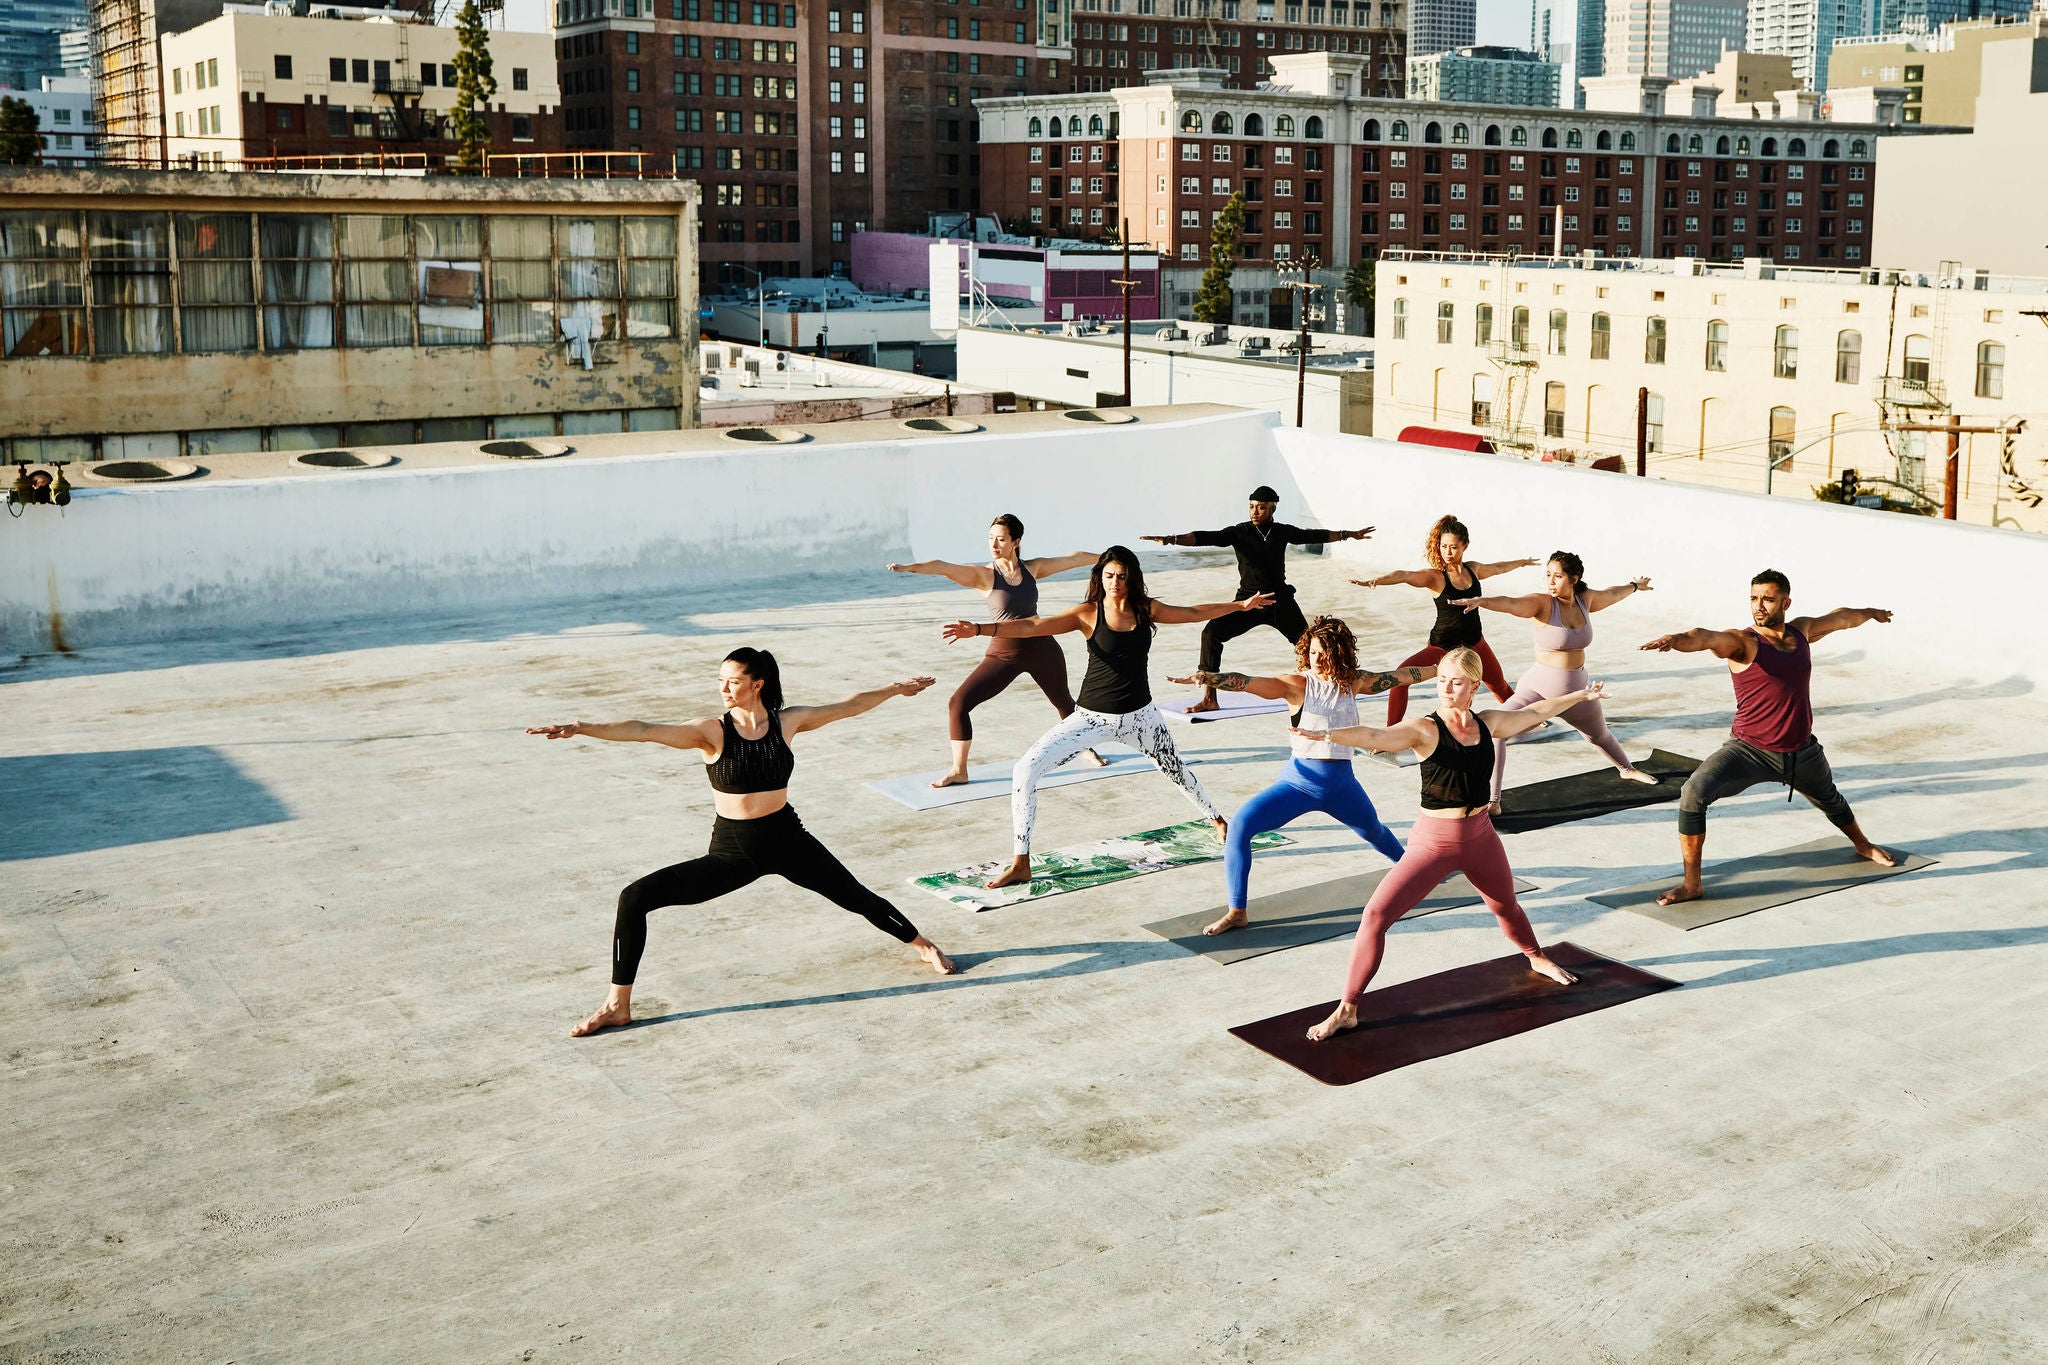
[1293,615,1361,693]
[1424,514,1471,573]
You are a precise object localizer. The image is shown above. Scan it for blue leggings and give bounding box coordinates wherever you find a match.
[1226,758,1405,909]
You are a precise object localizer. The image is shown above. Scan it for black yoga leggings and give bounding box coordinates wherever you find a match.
[611,805,921,985]
[1198,596,1311,673]
[948,638,1076,741]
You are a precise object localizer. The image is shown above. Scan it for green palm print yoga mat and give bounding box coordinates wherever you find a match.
[912,821,1293,912]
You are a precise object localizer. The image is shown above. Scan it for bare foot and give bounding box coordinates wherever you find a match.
[1186,695,1221,714]
[985,856,1034,889]
[929,770,970,789]
[1656,881,1705,908]
[1529,954,1578,986]
[1210,816,1229,845]
[915,940,959,974]
[1204,906,1248,936]
[570,1000,631,1037]
[1078,748,1109,767]
[1306,1001,1359,1042]
[1617,767,1660,785]
[1855,843,1899,869]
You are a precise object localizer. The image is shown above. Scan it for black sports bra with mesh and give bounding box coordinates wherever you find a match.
[1418,713,1493,810]
[706,711,795,793]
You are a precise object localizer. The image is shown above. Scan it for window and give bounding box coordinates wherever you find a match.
[1704,319,1727,372]
[1,211,86,357]
[1475,303,1492,346]
[1773,325,1797,379]
[1643,392,1663,452]
[1547,308,1565,355]
[1389,297,1405,340]
[1836,330,1860,384]
[1769,406,1796,471]
[274,54,293,80]
[1510,305,1529,350]
[1544,381,1565,438]
[1436,300,1453,344]
[1976,341,2005,400]
[329,56,346,83]
[87,213,172,355]
[176,213,257,354]
[1643,316,1666,365]
[1471,373,1492,426]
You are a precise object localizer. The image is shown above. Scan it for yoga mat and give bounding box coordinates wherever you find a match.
[1141,870,1539,965]
[1490,748,1703,834]
[1228,942,1679,1086]
[1589,836,1935,932]
[864,745,1156,811]
[912,821,1292,912]
[1158,692,1292,724]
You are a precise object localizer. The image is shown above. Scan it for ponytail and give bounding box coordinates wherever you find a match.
[724,647,784,711]
[1424,514,1470,572]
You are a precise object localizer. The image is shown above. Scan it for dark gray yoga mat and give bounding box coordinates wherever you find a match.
[1142,869,1539,965]
[1589,836,1935,931]
[1491,748,1703,835]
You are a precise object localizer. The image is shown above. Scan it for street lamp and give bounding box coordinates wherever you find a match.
[1274,255,1326,428]
[730,263,768,348]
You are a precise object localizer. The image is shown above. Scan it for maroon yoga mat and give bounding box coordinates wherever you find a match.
[1228,942,1679,1086]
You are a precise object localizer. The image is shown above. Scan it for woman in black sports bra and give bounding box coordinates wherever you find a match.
[1351,513,1536,725]
[1287,646,1602,1042]
[530,646,955,1037]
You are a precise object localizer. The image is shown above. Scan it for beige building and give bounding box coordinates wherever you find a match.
[1370,250,2048,532]
[1829,12,2047,127]
[1875,33,2048,277]
[1667,49,1799,113]
[0,168,699,459]
[160,4,560,169]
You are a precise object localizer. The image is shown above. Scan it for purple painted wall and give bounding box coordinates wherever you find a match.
[851,234,964,296]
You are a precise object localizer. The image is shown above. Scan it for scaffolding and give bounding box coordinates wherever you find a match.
[91,0,163,168]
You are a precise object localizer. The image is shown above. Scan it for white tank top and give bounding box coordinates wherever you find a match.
[1292,672,1360,760]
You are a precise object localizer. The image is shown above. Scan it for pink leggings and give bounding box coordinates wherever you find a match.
[1491,663,1633,802]
[1340,811,1541,1004]
[1385,640,1513,725]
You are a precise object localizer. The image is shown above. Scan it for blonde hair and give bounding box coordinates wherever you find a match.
[1439,646,1485,682]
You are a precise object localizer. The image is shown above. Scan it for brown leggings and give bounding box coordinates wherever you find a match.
[949,638,1077,741]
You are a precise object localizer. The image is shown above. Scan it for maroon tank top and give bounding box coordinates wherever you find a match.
[1730,627,1812,752]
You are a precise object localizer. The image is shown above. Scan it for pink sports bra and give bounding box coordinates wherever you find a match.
[1532,595,1593,653]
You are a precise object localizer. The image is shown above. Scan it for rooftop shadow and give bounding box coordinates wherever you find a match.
[0,747,292,862]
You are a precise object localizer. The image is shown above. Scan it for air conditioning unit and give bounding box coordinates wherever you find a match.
[1201,327,1228,346]
[1158,325,1188,341]
[1246,335,1272,351]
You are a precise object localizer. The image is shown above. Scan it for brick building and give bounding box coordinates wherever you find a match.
[978,58,1912,275]
[1058,0,1408,95]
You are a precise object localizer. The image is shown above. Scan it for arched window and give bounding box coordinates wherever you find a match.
[1437,300,1455,343]
[1705,319,1728,371]
[1904,334,1932,386]
[1089,114,1105,135]
[1645,316,1667,364]
[1475,302,1494,345]
[1774,325,1799,378]
[1027,117,1043,137]
[1788,137,1806,157]
[1977,341,2005,399]
[1390,296,1407,340]
[1736,135,1750,155]
[1510,305,1530,350]
[1596,130,1612,150]
[1541,127,1558,148]
[1246,112,1266,136]
[1471,373,1493,426]
[1686,134,1703,153]
[1716,135,1730,155]
[1850,138,1868,158]
[1211,111,1232,133]
[1548,308,1567,355]
[1389,119,1407,140]
[1425,120,1443,143]
[1451,122,1470,144]
[1276,113,1296,136]
[1822,138,1839,158]
[1590,312,1611,359]
[1180,110,1202,132]
[1544,381,1567,437]
[1665,133,1681,153]
[1068,115,1083,136]
[1484,124,1502,145]
[1769,407,1797,470]
[1835,330,1861,383]
[1761,136,1778,157]
[1620,131,1637,151]
[1565,128,1582,148]
[1304,115,1323,139]
[1509,125,1527,146]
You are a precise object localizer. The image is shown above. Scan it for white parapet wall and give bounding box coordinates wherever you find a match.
[1276,426,2048,687]
[0,408,1282,652]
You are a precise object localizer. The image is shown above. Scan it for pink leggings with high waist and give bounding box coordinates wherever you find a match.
[1339,811,1541,1004]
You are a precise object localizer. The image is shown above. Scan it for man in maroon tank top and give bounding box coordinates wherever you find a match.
[1640,569,1898,907]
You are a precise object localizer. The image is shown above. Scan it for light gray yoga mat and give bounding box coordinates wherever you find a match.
[1142,869,1540,965]
[1589,836,1935,931]
[1158,692,1291,723]
[863,745,1154,811]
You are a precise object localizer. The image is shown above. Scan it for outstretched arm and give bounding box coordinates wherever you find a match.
[1582,577,1653,612]
[1792,606,1893,643]
[1458,592,1548,619]
[1166,669,1304,704]
[1471,557,1541,580]
[1140,528,1233,547]
[1296,716,1435,756]
[942,602,1092,643]
[1353,663,1435,696]
[1639,627,1750,659]
[886,558,992,592]
[527,718,718,752]
[784,677,936,736]
[1482,684,1611,740]
[1285,524,1375,544]
[1153,591,1277,625]
[1350,568,1445,590]
[1023,550,1100,578]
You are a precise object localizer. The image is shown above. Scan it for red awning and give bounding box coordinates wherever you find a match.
[1396,426,1495,454]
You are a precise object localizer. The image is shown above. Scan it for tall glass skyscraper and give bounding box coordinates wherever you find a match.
[0,0,91,87]
[1536,0,1606,105]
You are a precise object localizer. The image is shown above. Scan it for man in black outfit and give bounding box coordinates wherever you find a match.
[1142,485,1373,713]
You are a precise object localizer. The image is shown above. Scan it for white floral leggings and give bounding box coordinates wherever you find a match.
[1011,704,1222,856]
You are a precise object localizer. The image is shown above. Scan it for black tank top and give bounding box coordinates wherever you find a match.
[705,711,795,793]
[1077,607,1152,713]
[1429,569,1483,650]
[1418,713,1493,810]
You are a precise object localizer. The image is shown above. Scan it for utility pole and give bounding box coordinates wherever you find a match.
[1885,414,2016,520]
[1112,218,1138,406]
[1635,386,1648,477]
[1276,255,1325,428]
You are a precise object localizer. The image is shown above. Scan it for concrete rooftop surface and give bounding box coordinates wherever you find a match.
[5,551,2048,1362]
